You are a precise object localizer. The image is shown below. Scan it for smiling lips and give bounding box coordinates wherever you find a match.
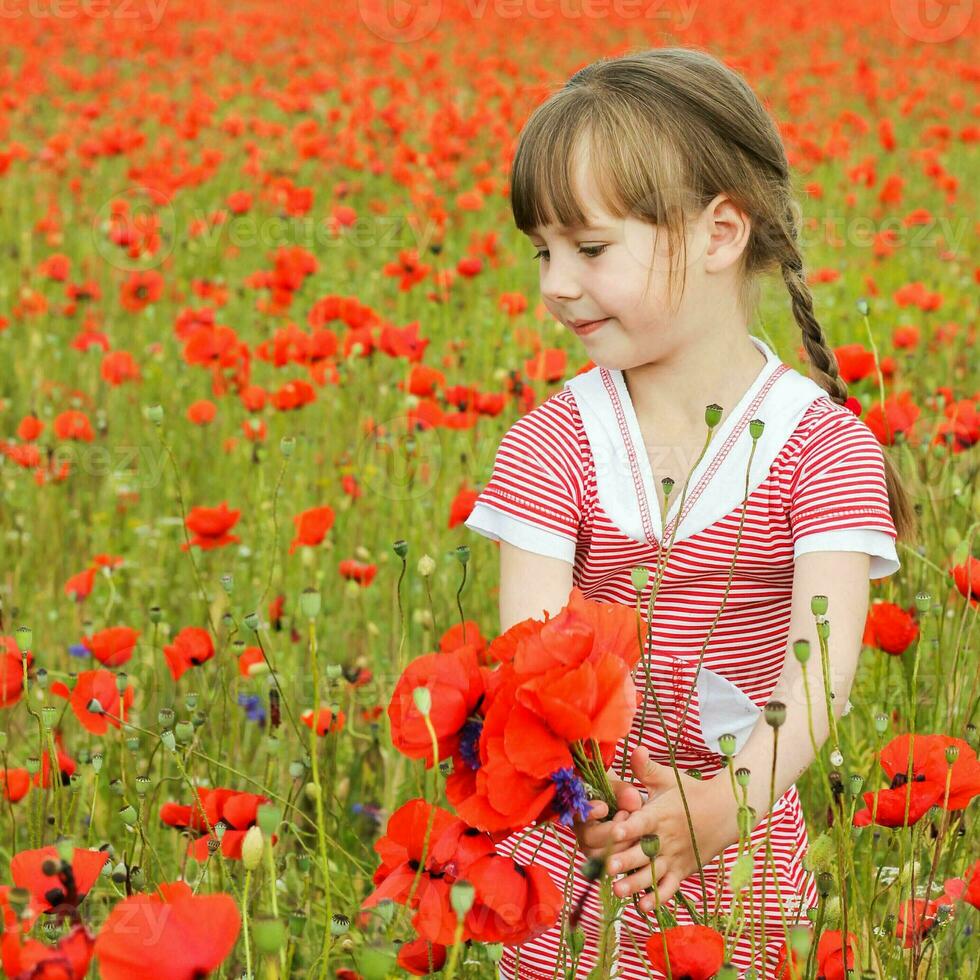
[569,317,609,335]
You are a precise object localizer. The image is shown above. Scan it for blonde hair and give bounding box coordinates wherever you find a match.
[510,46,917,544]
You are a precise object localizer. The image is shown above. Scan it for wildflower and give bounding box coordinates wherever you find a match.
[288,505,335,554]
[81,626,140,668]
[644,925,726,979]
[182,502,241,551]
[163,627,215,682]
[50,671,134,735]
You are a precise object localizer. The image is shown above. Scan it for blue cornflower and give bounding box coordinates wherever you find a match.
[238,693,266,725]
[550,767,591,828]
[68,643,89,658]
[458,719,482,771]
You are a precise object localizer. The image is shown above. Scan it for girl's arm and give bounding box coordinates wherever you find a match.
[707,549,872,841]
[498,539,574,633]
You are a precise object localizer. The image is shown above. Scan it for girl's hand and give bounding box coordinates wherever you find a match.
[604,746,735,912]
[572,769,645,860]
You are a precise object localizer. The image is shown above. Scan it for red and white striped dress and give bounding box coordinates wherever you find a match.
[464,335,899,979]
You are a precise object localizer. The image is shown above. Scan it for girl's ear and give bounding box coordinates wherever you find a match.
[702,194,751,273]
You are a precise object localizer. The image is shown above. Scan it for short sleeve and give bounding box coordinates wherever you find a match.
[464,393,584,564]
[788,407,900,580]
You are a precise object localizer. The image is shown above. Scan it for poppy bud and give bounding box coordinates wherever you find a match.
[748,418,765,441]
[280,436,295,458]
[417,554,436,578]
[15,626,32,654]
[393,539,409,559]
[788,924,811,958]
[242,825,264,871]
[412,686,432,716]
[792,639,810,664]
[856,298,869,316]
[455,545,470,566]
[631,565,649,591]
[764,701,786,728]
[146,404,164,426]
[822,896,841,928]
[450,880,475,919]
[810,595,828,617]
[253,916,286,955]
[829,747,844,767]
[729,853,754,893]
[570,928,586,955]
[299,588,321,620]
[705,404,723,428]
[357,946,396,980]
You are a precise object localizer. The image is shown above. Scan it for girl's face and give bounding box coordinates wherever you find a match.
[526,144,718,372]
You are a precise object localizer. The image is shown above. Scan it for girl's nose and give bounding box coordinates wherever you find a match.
[541,259,582,304]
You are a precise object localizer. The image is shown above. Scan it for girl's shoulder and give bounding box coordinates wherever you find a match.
[497,386,591,472]
[780,395,886,470]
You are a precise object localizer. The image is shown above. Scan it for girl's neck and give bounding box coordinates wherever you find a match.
[622,332,768,431]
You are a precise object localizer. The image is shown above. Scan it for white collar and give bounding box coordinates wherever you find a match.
[563,335,828,546]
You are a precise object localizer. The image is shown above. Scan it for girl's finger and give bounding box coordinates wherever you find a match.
[637,870,681,913]
[612,857,667,899]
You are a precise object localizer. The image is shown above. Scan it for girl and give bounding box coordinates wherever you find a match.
[463,47,917,979]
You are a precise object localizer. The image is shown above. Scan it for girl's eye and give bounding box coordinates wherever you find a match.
[531,244,608,261]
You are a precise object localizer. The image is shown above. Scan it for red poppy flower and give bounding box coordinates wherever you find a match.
[11,845,109,914]
[160,788,272,861]
[645,925,725,979]
[53,410,95,442]
[951,556,979,606]
[862,602,918,655]
[94,881,240,979]
[17,415,44,441]
[396,937,447,975]
[338,559,377,586]
[182,502,241,551]
[119,269,164,312]
[833,343,876,384]
[1,769,30,803]
[864,391,920,445]
[163,627,215,682]
[301,706,345,735]
[64,567,97,602]
[81,626,141,668]
[775,929,856,980]
[101,350,141,386]
[1,637,31,708]
[91,553,124,570]
[1,923,94,979]
[853,734,980,826]
[288,505,335,554]
[388,646,487,767]
[34,733,77,789]
[895,897,950,948]
[238,646,266,677]
[50,670,134,735]
[942,859,980,910]
[439,621,487,660]
[187,399,217,425]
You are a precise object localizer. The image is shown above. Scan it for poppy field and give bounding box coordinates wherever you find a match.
[0,1,978,978]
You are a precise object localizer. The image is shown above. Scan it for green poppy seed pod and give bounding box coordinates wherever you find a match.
[810,595,828,617]
[816,620,830,640]
[119,804,138,827]
[816,871,835,898]
[736,805,756,836]
[184,692,198,710]
[41,705,57,730]
[393,539,409,559]
[253,916,286,955]
[158,707,175,727]
[241,611,259,632]
[581,856,604,881]
[296,854,312,874]
[91,753,103,773]
[705,404,723,428]
[729,853,754,893]
[129,865,144,890]
[735,767,751,787]
[174,721,194,744]
[661,476,675,498]
[856,298,869,316]
[913,592,931,613]
[330,913,350,937]
[219,573,234,595]
[640,834,660,859]
[288,911,307,937]
[848,774,864,797]
[109,778,124,797]
[945,744,959,765]
[148,605,162,624]
[805,906,819,923]
[257,803,282,836]
[412,686,432,716]
[450,879,475,919]
[55,838,74,864]
[486,942,504,963]
[159,729,176,752]
[264,735,280,755]
[716,964,739,980]
[25,757,41,775]
[35,668,49,689]
[966,725,978,750]
[874,713,889,735]
[288,760,306,780]
[241,825,264,871]
[455,545,470,565]
[718,733,737,757]
[146,404,164,426]
[114,672,128,694]
[280,435,296,458]
[764,701,786,728]
[792,639,810,664]
[126,736,139,754]
[87,698,105,717]
[135,776,151,798]
[748,418,765,441]
[111,861,128,884]
[299,588,321,620]
[15,626,32,654]
[417,554,436,578]
[325,663,343,680]
[631,565,650,592]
